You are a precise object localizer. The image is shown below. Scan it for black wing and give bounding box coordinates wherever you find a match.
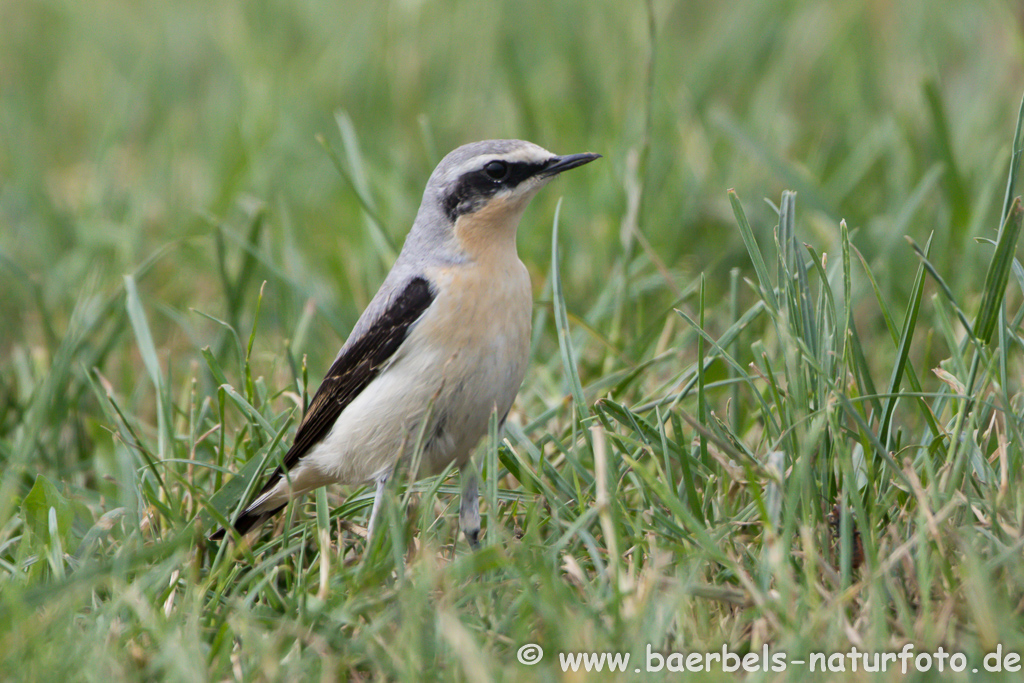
[259,277,435,494]
[212,277,435,539]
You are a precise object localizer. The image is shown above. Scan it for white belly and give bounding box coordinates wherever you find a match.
[302,257,532,484]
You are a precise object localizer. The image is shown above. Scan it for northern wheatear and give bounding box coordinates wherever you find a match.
[213,139,599,547]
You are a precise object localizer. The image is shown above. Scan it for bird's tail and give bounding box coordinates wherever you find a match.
[209,467,320,540]
[209,503,286,540]
[208,474,294,541]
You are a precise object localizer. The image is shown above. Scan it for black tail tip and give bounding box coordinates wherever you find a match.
[208,505,283,542]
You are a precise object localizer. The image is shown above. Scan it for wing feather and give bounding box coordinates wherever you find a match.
[259,276,435,493]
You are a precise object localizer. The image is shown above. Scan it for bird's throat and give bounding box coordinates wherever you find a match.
[452,194,529,264]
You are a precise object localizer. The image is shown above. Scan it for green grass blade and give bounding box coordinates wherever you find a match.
[551,199,590,422]
[878,234,931,449]
[729,189,779,313]
[974,198,1023,344]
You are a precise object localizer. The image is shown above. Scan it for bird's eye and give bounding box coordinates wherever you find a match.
[483,160,509,181]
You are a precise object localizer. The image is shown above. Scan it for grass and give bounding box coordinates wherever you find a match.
[4,0,1024,680]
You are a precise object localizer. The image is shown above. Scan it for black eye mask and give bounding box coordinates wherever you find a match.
[442,160,549,220]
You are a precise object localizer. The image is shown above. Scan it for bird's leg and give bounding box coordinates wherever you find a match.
[366,470,390,541]
[459,463,481,550]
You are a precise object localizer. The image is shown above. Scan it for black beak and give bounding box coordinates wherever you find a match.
[541,152,602,176]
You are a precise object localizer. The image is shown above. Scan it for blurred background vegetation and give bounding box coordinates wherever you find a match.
[3,0,1024,679]
[4,0,1022,467]
[5,1,1021,336]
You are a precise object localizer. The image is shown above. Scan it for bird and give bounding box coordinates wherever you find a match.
[212,139,600,547]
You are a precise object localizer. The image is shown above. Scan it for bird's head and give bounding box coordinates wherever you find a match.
[430,139,600,221]
[415,139,600,259]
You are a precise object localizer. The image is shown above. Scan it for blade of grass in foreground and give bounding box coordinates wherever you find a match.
[878,234,931,451]
[551,198,591,424]
[729,189,778,313]
[973,198,1023,345]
